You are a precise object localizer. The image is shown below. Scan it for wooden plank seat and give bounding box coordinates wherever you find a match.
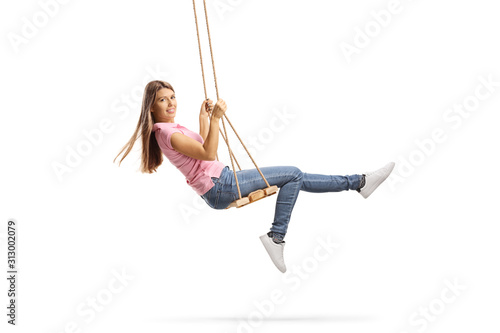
[226,185,278,209]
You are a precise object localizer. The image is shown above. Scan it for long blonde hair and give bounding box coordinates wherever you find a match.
[114,80,175,173]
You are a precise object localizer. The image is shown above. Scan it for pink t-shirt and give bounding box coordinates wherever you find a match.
[153,122,226,195]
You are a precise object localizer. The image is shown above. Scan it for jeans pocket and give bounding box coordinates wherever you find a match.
[201,182,219,208]
[210,166,228,186]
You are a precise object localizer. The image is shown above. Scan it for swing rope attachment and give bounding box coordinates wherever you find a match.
[192,0,277,208]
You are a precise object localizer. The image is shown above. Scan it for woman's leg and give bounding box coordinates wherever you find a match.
[216,166,363,240]
[212,162,394,274]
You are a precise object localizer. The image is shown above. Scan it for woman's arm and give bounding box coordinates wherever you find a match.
[199,114,209,142]
[171,99,227,161]
[199,99,212,141]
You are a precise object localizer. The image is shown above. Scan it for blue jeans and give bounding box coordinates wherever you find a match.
[200,166,362,239]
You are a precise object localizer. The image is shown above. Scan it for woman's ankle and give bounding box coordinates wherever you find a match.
[267,231,285,244]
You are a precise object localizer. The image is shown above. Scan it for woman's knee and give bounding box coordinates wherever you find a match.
[288,166,303,181]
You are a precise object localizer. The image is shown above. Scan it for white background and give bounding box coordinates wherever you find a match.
[1,0,499,332]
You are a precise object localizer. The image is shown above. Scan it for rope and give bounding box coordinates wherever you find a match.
[200,0,244,196]
[192,0,219,162]
[192,0,242,167]
[192,0,272,198]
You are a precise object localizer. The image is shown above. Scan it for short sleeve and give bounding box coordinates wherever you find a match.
[162,128,184,150]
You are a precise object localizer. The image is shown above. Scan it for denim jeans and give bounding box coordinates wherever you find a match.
[200,166,362,239]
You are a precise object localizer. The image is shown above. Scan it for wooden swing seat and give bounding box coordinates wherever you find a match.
[226,185,278,209]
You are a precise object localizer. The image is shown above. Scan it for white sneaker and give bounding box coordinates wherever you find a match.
[259,233,287,273]
[358,162,395,199]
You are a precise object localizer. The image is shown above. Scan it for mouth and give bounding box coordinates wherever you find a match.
[167,108,175,114]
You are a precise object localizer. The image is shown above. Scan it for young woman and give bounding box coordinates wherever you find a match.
[114,80,395,273]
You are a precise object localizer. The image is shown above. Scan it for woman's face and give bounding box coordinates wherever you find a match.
[151,88,177,123]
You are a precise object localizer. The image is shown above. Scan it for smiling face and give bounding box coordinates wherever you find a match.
[151,88,177,123]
